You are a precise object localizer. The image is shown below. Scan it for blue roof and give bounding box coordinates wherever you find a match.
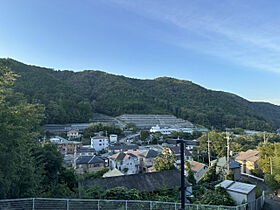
[213,157,241,169]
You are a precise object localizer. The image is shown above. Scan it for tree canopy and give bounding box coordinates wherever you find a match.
[153,147,176,171]
[2,58,280,130]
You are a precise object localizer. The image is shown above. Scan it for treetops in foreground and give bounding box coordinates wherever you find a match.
[193,130,280,164]
[0,66,77,199]
[258,142,280,195]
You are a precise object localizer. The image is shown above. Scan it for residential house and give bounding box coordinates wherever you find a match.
[187,161,208,183]
[108,144,139,153]
[139,149,159,173]
[75,155,106,174]
[184,140,200,152]
[235,149,259,174]
[50,136,82,154]
[90,136,109,152]
[216,180,256,205]
[211,157,242,181]
[67,130,81,139]
[168,146,193,167]
[109,152,139,175]
[75,147,96,157]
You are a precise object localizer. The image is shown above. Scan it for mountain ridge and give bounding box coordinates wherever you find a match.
[1,58,279,131]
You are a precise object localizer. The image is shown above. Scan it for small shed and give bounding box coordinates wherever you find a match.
[215,180,256,205]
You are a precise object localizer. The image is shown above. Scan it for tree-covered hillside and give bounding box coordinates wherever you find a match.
[1,58,280,131]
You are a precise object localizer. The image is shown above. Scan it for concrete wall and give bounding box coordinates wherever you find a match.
[233,167,241,180]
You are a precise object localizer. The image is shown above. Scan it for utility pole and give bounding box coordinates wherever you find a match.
[207,133,211,165]
[168,139,187,210]
[226,132,230,175]
[270,157,273,175]
[180,140,185,210]
[264,131,266,143]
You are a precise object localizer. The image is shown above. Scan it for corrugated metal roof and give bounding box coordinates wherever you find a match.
[216,180,256,194]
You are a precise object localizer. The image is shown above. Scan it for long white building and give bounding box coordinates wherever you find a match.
[150,125,207,135]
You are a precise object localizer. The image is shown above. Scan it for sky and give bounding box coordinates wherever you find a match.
[0,0,280,105]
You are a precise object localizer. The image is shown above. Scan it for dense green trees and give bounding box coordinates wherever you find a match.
[258,142,280,195]
[82,186,180,202]
[193,131,280,164]
[83,123,124,138]
[2,58,280,130]
[153,147,176,171]
[185,161,196,185]
[0,66,77,199]
[0,66,44,198]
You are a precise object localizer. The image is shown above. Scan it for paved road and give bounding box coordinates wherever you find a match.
[240,174,269,191]
[264,198,280,210]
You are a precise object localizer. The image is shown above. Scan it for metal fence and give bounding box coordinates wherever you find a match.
[0,197,263,210]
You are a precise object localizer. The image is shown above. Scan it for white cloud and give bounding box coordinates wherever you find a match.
[112,0,280,73]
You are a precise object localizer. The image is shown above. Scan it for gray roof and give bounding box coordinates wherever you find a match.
[77,147,96,153]
[212,157,241,169]
[76,155,104,164]
[80,170,191,192]
[109,144,139,151]
[116,152,126,161]
[216,180,256,195]
[110,152,137,161]
[141,149,159,158]
[169,146,192,157]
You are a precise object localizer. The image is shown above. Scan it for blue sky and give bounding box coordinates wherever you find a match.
[0,0,280,105]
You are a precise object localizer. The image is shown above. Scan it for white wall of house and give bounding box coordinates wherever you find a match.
[226,189,256,205]
[110,157,139,175]
[91,137,109,152]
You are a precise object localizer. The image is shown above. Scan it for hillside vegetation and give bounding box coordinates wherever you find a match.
[1,58,280,131]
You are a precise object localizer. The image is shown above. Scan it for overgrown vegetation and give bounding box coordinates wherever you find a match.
[258,142,280,195]
[82,186,180,202]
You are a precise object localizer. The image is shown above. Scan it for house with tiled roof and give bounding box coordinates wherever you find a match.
[235,149,259,174]
[50,136,82,154]
[211,157,242,180]
[187,161,208,182]
[139,149,159,173]
[75,155,107,174]
[109,152,139,175]
[67,130,81,139]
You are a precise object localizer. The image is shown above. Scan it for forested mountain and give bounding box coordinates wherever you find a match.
[1,58,280,131]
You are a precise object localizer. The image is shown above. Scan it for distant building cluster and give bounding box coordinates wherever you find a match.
[45,114,263,208]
